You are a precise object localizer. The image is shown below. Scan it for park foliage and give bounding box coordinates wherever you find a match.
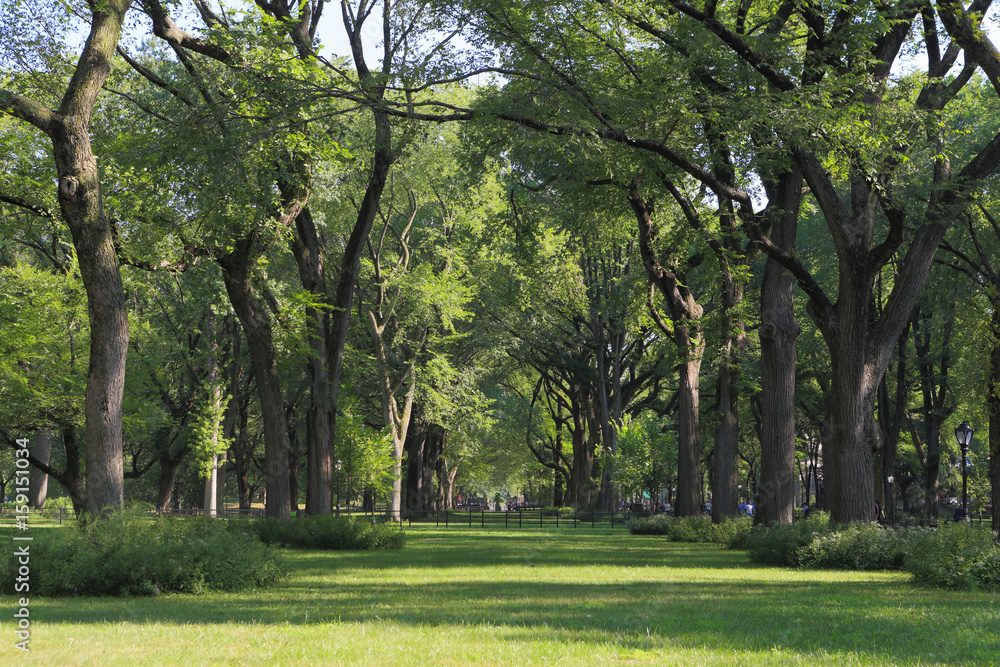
[250,514,406,550]
[0,513,285,596]
[632,514,1000,590]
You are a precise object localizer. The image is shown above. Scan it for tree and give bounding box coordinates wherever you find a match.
[1,0,131,514]
[939,199,1000,532]
[439,0,1000,523]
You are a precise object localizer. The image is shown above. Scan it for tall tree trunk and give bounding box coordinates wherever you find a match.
[203,308,221,517]
[287,409,300,514]
[826,281,880,523]
[220,247,291,520]
[29,430,51,509]
[326,6,397,513]
[628,181,705,518]
[423,428,444,511]
[912,303,953,518]
[568,381,592,510]
[553,418,565,507]
[756,169,802,525]
[156,453,183,511]
[676,350,704,517]
[405,428,426,514]
[877,322,910,523]
[990,306,1000,535]
[0,1,135,515]
[712,278,744,522]
[291,208,334,515]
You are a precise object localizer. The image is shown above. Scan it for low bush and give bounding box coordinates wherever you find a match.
[796,523,915,570]
[251,515,406,550]
[903,522,1000,591]
[0,512,285,596]
[713,516,753,550]
[629,515,751,549]
[746,512,832,566]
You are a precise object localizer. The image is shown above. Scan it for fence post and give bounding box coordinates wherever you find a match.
[591,511,595,528]
[539,509,543,528]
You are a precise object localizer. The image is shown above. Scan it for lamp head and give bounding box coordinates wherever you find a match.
[955,421,973,448]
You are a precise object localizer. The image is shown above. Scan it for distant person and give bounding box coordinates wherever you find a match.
[803,505,811,519]
[954,507,963,522]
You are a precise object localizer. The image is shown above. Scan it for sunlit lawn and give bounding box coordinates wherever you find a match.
[2,524,998,665]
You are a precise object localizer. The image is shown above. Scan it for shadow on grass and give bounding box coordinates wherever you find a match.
[19,528,998,664]
[27,575,997,663]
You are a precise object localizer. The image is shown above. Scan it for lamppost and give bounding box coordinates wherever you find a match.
[954,421,973,521]
[335,460,342,516]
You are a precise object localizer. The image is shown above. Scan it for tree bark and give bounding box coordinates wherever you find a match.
[676,351,704,517]
[567,380,593,510]
[327,4,398,517]
[2,1,133,515]
[291,208,334,515]
[628,181,704,517]
[756,169,802,525]
[220,244,291,519]
[156,452,184,511]
[989,307,1000,534]
[29,430,51,509]
[712,278,744,523]
[404,428,426,514]
[913,303,953,517]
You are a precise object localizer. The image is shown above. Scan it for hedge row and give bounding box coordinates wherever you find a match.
[633,511,1000,591]
[1,513,285,596]
[250,515,407,550]
[628,515,752,550]
[1,512,407,597]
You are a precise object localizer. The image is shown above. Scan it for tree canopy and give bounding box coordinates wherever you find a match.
[2,0,999,529]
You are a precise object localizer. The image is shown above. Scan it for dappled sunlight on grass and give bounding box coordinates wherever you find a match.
[2,525,997,665]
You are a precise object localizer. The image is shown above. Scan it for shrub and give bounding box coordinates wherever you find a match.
[0,512,285,596]
[251,515,406,550]
[628,515,751,548]
[713,516,753,550]
[746,512,832,566]
[796,523,915,570]
[628,513,673,536]
[904,522,1000,591]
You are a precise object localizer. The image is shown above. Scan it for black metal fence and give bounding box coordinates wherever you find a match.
[399,509,633,529]
[0,506,637,528]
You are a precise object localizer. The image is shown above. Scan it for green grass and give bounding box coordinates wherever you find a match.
[2,525,998,665]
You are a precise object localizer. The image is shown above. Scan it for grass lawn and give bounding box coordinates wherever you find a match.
[2,524,997,665]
